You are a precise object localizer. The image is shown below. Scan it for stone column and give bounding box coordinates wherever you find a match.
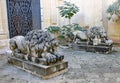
[0,0,3,32]
[102,0,108,32]
[0,0,9,49]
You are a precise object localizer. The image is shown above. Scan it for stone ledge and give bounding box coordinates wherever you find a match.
[8,56,68,79]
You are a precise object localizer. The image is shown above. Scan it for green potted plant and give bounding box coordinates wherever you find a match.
[57,1,79,24]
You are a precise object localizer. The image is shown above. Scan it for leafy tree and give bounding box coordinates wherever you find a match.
[58,1,79,24]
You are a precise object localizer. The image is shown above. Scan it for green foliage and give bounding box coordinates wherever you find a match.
[57,23,87,42]
[107,2,119,15]
[107,0,120,21]
[57,1,79,20]
[47,26,60,33]
[47,24,87,44]
[60,25,73,39]
[72,23,87,31]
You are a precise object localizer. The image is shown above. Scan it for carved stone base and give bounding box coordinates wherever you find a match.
[71,42,87,50]
[8,56,68,79]
[71,43,113,54]
[86,44,112,54]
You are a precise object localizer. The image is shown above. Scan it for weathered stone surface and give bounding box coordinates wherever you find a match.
[9,30,64,65]
[72,26,113,53]
[8,30,68,79]
[8,56,68,79]
[72,43,112,53]
[86,44,112,53]
[71,43,87,51]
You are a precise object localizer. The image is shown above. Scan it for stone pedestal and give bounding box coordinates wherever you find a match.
[71,43,112,54]
[71,42,87,51]
[7,52,68,79]
[86,44,112,54]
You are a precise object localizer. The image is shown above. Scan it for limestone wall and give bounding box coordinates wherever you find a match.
[102,0,120,43]
[42,0,120,43]
[42,0,103,28]
[0,0,120,49]
[106,0,120,43]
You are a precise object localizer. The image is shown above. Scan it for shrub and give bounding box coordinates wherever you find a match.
[47,26,60,34]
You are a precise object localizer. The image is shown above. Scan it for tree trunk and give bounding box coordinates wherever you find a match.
[68,19,71,25]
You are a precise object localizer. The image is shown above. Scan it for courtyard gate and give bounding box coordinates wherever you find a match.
[6,0,41,38]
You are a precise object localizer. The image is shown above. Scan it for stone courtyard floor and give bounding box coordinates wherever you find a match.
[0,47,120,83]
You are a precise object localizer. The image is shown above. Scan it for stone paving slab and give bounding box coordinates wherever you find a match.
[0,47,120,83]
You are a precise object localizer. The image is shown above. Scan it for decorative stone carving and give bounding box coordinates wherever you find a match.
[73,30,88,43]
[9,36,27,54]
[8,30,68,79]
[87,26,113,45]
[72,26,113,53]
[9,30,64,65]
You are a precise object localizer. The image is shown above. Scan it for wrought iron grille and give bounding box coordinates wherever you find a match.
[7,0,33,38]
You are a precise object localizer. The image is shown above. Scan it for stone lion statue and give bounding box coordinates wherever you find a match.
[73,30,88,43]
[9,30,64,64]
[72,26,113,45]
[87,26,113,45]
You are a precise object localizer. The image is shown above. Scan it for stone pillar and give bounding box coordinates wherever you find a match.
[102,0,108,32]
[0,0,9,49]
[0,0,3,32]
